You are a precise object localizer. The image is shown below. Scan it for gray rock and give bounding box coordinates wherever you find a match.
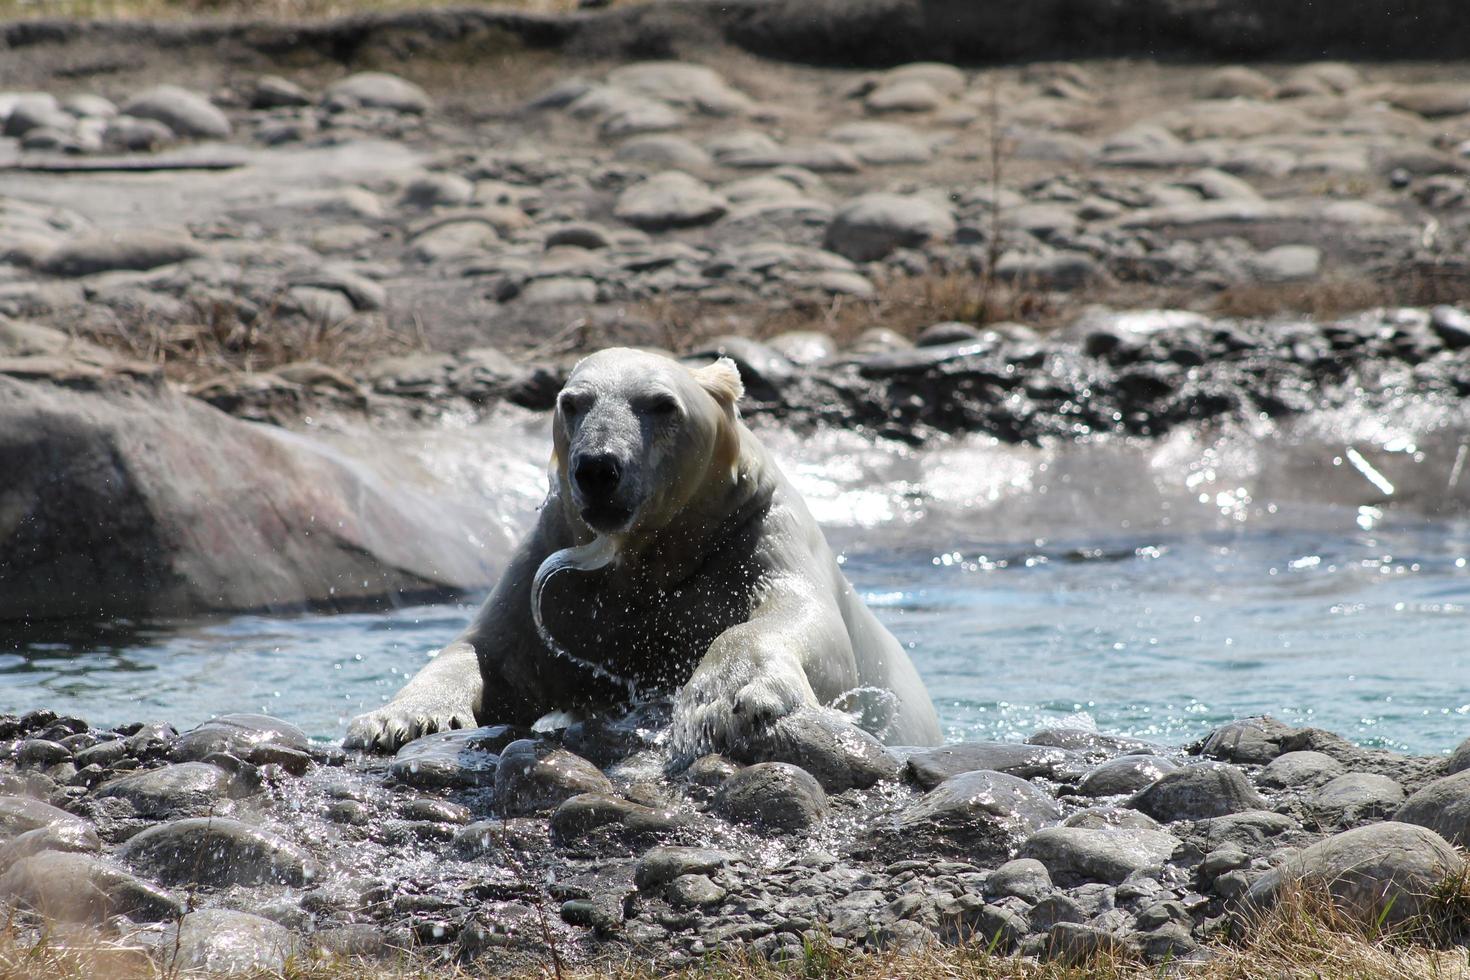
[251,75,311,109]
[325,72,431,114]
[731,707,898,792]
[615,134,712,170]
[493,740,611,817]
[0,795,91,837]
[311,923,389,959]
[916,321,983,347]
[3,99,74,138]
[1199,717,1296,764]
[39,231,203,277]
[668,873,726,908]
[0,851,178,922]
[1430,306,1470,351]
[1047,922,1132,965]
[825,193,955,261]
[605,62,752,117]
[993,251,1103,290]
[518,277,598,305]
[891,770,1061,860]
[121,85,229,139]
[906,741,1079,790]
[408,219,499,263]
[103,115,175,152]
[401,172,475,209]
[1395,768,1470,847]
[1248,244,1320,283]
[1309,772,1404,826]
[1027,729,1159,758]
[986,857,1052,902]
[172,713,310,769]
[713,762,827,832]
[1449,737,1470,775]
[1076,755,1178,797]
[1063,807,1163,832]
[1197,810,1299,849]
[15,739,70,767]
[160,908,294,975]
[389,725,521,790]
[614,171,728,231]
[549,793,685,848]
[1246,823,1464,928]
[1129,763,1265,822]
[635,845,736,890]
[1389,83,1470,119]
[1200,67,1276,100]
[1257,750,1345,789]
[118,816,317,887]
[0,821,100,870]
[865,79,943,113]
[1019,826,1179,886]
[95,762,239,817]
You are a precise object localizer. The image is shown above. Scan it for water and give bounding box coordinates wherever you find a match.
[4,403,1469,755]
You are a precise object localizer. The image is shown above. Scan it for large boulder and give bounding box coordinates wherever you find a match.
[1246,823,1463,928]
[1395,769,1470,846]
[824,193,954,261]
[118,816,317,887]
[0,851,179,922]
[0,369,507,620]
[1129,763,1265,822]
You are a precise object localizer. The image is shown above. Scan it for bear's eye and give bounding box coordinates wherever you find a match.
[646,394,680,417]
[558,393,584,418]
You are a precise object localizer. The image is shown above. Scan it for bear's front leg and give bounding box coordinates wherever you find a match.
[671,586,847,760]
[345,641,483,753]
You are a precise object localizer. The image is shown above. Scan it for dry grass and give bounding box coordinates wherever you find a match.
[0,0,634,21]
[2,873,1467,980]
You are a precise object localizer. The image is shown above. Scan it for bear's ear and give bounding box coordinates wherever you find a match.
[693,357,744,409]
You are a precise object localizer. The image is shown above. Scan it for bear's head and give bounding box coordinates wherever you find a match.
[552,348,744,538]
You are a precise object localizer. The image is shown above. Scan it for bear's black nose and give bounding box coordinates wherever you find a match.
[572,452,622,500]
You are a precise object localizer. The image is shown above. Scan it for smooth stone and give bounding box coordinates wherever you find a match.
[1197,810,1299,849]
[1449,737,1470,775]
[3,100,74,137]
[1027,729,1159,758]
[916,321,983,347]
[173,714,311,772]
[0,794,91,837]
[1047,922,1131,965]
[635,845,736,890]
[1257,750,1345,789]
[907,741,1079,790]
[1389,83,1470,119]
[1246,823,1464,927]
[713,762,827,832]
[986,857,1052,902]
[311,923,389,959]
[764,330,836,366]
[993,251,1104,290]
[1020,826,1180,886]
[1309,772,1405,825]
[668,873,726,908]
[120,85,229,139]
[1076,755,1178,797]
[1062,807,1163,832]
[1430,306,1470,351]
[1198,717,1295,764]
[250,75,311,109]
[400,172,475,209]
[389,725,521,790]
[615,134,712,170]
[39,231,203,277]
[95,762,238,816]
[549,793,684,848]
[160,908,294,975]
[15,738,70,767]
[1395,768,1470,847]
[892,770,1062,860]
[1248,244,1320,283]
[865,79,943,114]
[518,277,597,305]
[605,62,752,117]
[104,116,175,152]
[408,220,499,262]
[729,707,898,792]
[324,72,431,114]
[0,821,100,869]
[0,851,178,922]
[614,171,728,231]
[1200,67,1276,100]
[118,816,317,887]
[825,193,955,262]
[493,740,611,817]
[1129,763,1265,822]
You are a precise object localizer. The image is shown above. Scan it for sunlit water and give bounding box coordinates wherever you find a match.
[4,401,1470,756]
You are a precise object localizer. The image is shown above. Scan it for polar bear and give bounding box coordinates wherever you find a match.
[345,347,940,756]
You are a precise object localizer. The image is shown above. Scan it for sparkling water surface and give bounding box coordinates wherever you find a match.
[4,414,1469,755]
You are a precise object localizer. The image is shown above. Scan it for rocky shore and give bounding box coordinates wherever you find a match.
[0,707,1466,975]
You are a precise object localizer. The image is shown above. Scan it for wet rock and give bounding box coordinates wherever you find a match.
[103,116,175,152]
[0,851,178,922]
[159,908,294,975]
[549,793,685,849]
[1063,807,1163,832]
[669,873,726,908]
[1309,772,1404,826]
[1198,716,1295,764]
[916,322,983,347]
[1395,769,1470,846]
[614,171,728,231]
[493,740,611,816]
[120,85,229,139]
[0,820,100,869]
[1430,306,1470,351]
[38,231,204,277]
[450,817,546,860]
[174,715,310,771]
[1248,244,1320,283]
[389,725,521,790]
[906,741,1078,790]
[15,738,70,767]
[1129,763,1265,822]
[1246,823,1464,928]
[731,707,898,792]
[1028,729,1159,758]
[118,816,317,887]
[1019,826,1179,886]
[1449,737,1470,776]
[1076,755,1178,797]
[986,857,1052,902]
[713,762,827,832]
[312,923,389,959]
[825,193,955,261]
[251,75,311,109]
[96,761,240,817]
[994,251,1103,290]
[0,794,91,837]
[635,845,737,890]
[401,172,475,209]
[1257,750,1345,789]
[325,72,431,114]
[889,770,1061,860]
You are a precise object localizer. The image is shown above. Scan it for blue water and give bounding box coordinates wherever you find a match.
[4,520,1466,756]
